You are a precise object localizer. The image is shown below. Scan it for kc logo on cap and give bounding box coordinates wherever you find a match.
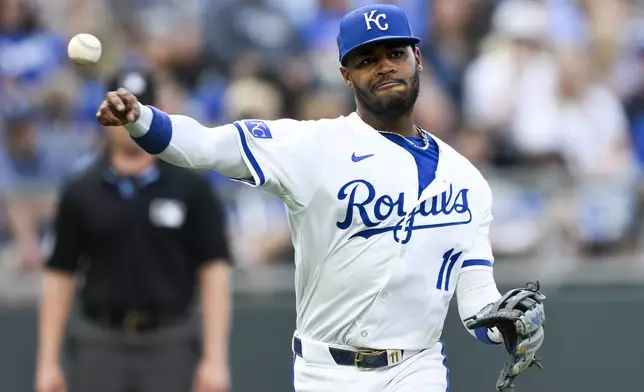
[337,4,420,64]
[364,10,389,31]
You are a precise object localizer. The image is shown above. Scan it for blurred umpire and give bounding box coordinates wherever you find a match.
[35,70,232,392]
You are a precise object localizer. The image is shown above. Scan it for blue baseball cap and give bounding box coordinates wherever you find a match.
[337,4,420,64]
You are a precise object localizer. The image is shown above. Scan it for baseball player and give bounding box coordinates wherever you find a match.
[96,4,546,392]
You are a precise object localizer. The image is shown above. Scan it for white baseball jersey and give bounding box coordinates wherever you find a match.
[126,106,501,351]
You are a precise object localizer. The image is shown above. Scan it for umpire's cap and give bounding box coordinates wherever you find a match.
[107,69,157,105]
[337,4,420,65]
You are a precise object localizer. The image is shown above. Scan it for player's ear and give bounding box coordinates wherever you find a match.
[414,46,423,71]
[339,67,353,88]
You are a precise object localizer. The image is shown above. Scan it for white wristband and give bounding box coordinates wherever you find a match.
[124,103,154,137]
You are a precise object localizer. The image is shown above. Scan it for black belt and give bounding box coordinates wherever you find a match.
[82,307,188,332]
[293,336,403,370]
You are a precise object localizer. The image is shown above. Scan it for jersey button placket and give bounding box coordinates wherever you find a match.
[399,209,414,257]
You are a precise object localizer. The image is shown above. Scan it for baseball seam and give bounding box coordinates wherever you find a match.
[76,36,101,51]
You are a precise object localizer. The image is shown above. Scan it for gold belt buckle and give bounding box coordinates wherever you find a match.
[354,350,386,371]
[123,311,142,331]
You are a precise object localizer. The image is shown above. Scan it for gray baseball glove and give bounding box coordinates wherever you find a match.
[464,281,546,391]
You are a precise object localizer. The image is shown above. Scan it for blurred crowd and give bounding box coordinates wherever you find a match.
[1,0,644,302]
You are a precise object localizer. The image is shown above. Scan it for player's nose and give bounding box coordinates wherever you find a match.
[375,57,396,76]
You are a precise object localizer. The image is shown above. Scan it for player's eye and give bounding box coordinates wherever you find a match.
[390,50,405,58]
[358,57,376,67]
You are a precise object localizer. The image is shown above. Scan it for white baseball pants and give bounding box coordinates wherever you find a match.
[292,336,450,392]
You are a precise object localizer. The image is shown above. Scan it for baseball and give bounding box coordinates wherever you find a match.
[67,33,102,65]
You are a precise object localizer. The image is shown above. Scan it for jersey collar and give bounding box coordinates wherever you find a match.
[348,111,452,203]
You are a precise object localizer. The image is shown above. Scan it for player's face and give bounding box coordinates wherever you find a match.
[105,127,156,175]
[341,43,422,118]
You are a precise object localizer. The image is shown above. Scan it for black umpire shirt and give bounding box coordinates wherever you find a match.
[46,158,230,314]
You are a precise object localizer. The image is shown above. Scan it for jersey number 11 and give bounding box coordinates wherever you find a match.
[436,248,462,292]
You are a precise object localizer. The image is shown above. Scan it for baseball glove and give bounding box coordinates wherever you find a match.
[464,281,546,391]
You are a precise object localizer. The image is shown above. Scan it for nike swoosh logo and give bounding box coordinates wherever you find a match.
[352,153,374,162]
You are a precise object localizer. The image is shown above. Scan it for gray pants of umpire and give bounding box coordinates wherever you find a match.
[64,312,201,392]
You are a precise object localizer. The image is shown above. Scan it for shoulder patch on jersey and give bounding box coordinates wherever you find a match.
[243,120,272,139]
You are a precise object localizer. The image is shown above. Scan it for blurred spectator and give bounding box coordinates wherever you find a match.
[487,176,547,258]
[0,0,103,272]
[299,0,349,89]
[223,77,284,121]
[108,0,204,89]
[0,1,98,306]
[463,0,555,166]
[298,88,349,120]
[0,0,67,105]
[622,19,644,169]
[621,18,644,246]
[266,0,319,25]
[414,70,456,142]
[422,0,494,109]
[577,0,626,77]
[201,0,314,118]
[0,104,68,271]
[300,0,348,51]
[515,44,637,253]
[0,0,104,131]
[201,0,305,78]
[513,46,632,176]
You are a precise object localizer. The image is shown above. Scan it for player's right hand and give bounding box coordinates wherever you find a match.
[96,88,141,126]
[35,363,67,392]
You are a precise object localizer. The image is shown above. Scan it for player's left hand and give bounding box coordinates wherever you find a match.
[464,281,546,391]
[192,358,230,392]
